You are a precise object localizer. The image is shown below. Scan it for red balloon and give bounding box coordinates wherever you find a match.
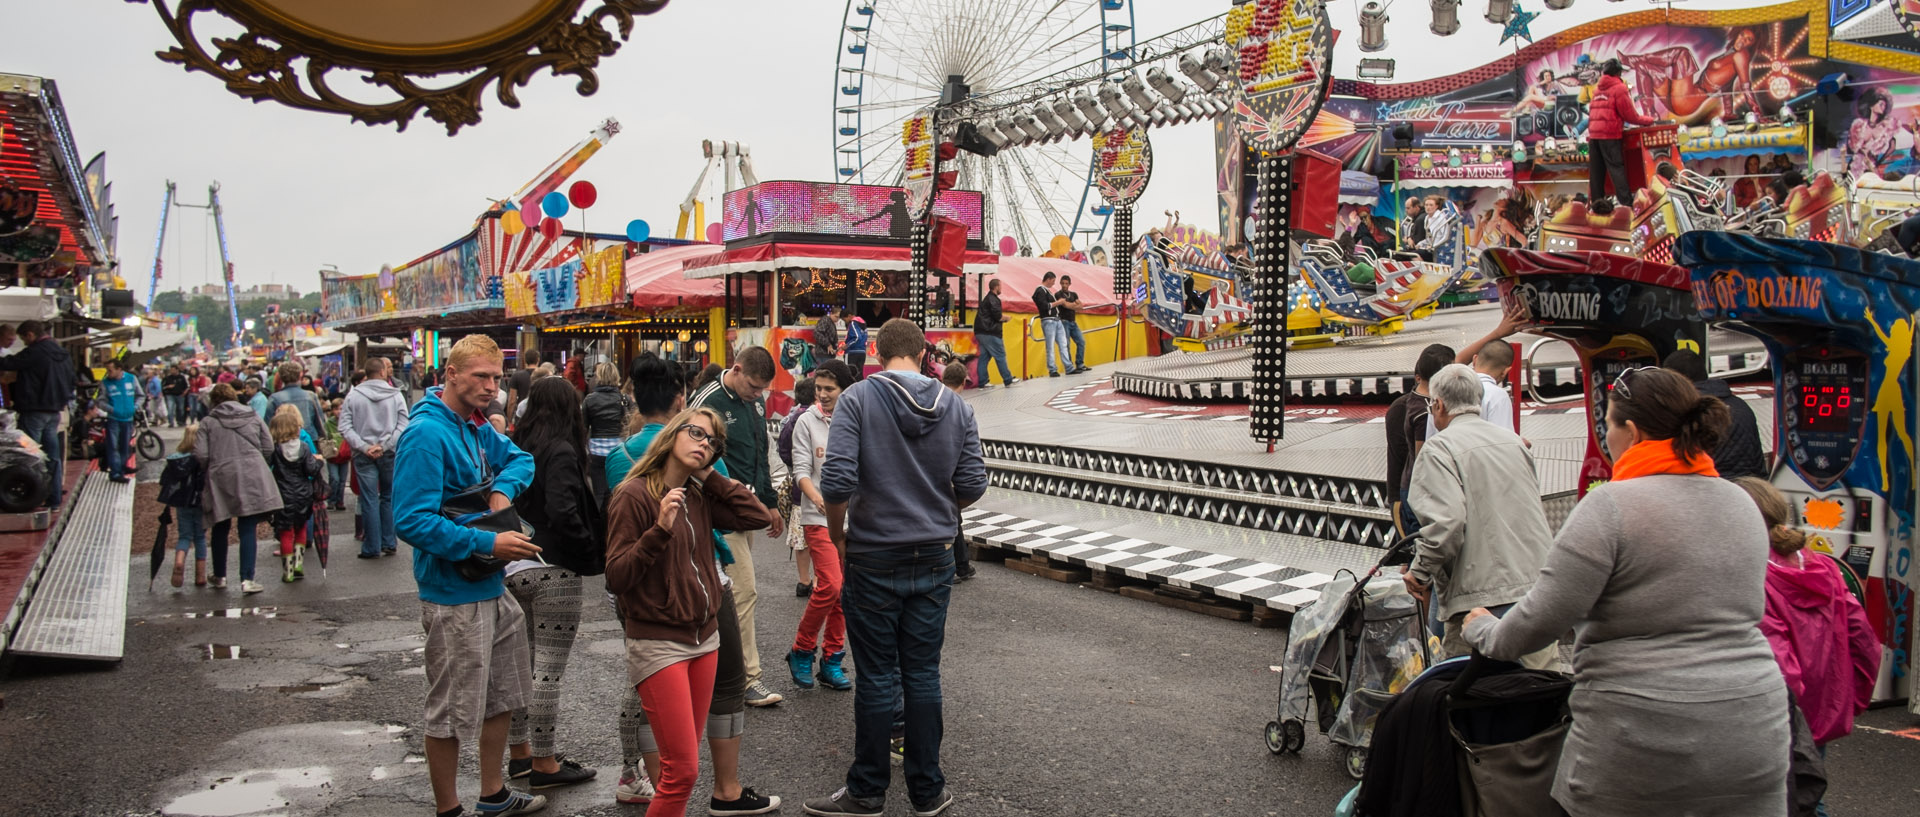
[568,180,597,209]
[539,217,563,240]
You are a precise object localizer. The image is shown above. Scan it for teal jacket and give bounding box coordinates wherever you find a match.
[606,423,734,565]
[395,387,535,605]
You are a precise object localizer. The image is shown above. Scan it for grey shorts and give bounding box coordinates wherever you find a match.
[421,595,533,741]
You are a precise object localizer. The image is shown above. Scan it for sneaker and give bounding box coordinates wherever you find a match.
[357,553,381,560]
[614,766,654,804]
[817,651,852,691]
[911,790,954,817]
[383,547,397,555]
[889,735,905,765]
[745,680,784,707]
[710,786,781,816]
[795,582,811,598]
[474,788,546,815]
[1048,371,1061,377]
[508,757,532,779]
[211,576,228,590]
[240,580,264,594]
[802,788,883,817]
[527,757,596,790]
[787,648,816,689]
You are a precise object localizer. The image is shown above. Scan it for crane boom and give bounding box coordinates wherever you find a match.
[146,180,175,307]
[676,140,758,240]
[208,183,241,345]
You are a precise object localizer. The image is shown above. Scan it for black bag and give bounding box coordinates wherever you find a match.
[156,456,203,508]
[440,430,533,582]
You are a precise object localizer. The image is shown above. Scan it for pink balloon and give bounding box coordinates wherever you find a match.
[568,180,598,209]
[997,235,1017,256]
[522,206,543,230]
[706,222,723,243]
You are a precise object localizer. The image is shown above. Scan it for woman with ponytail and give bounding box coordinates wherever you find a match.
[1462,367,1790,816]
[1735,476,1879,751]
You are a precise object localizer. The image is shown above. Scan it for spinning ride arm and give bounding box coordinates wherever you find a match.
[209,183,241,345]
[146,181,175,308]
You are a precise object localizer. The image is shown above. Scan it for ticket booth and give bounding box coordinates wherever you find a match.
[1481,248,1706,492]
[1681,231,1918,708]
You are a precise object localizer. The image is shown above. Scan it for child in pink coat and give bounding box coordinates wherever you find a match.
[1735,477,1880,746]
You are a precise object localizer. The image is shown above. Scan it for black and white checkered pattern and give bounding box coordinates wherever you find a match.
[963,508,1338,612]
[1112,351,1765,403]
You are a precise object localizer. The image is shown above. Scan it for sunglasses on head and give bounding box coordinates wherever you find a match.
[1608,365,1661,402]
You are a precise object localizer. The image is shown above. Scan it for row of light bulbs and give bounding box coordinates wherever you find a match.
[972,47,1241,150]
[1359,0,1610,52]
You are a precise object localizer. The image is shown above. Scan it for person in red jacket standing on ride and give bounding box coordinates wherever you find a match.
[1586,59,1657,204]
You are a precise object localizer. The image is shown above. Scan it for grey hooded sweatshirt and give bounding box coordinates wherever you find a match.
[340,379,410,452]
[820,369,987,552]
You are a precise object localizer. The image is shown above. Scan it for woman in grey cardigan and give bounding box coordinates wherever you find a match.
[1465,367,1788,817]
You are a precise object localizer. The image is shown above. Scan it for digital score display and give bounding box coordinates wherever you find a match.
[1795,382,1854,434]
[720,181,984,244]
[1781,349,1869,490]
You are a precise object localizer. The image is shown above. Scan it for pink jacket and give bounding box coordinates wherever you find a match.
[1760,550,1880,745]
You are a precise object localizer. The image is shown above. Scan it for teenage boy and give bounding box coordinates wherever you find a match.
[693,346,787,707]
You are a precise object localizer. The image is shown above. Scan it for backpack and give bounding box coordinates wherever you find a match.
[156,455,203,508]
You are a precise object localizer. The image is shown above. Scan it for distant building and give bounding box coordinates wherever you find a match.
[189,283,300,303]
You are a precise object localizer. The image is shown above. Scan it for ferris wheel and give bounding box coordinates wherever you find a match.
[832,0,1138,256]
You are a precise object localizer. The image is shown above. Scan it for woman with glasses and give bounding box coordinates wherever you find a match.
[606,407,773,817]
[1463,367,1789,816]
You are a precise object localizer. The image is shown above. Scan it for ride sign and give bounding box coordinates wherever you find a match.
[1093,126,1152,206]
[1224,0,1332,153]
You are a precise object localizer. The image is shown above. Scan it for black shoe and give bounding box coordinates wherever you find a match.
[527,756,596,789]
[1049,371,1061,377]
[507,756,532,779]
[802,788,883,817]
[383,548,397,556]
[710,785,781,815]
[955,564,977,582]
[911,789,954,817]
[796,582,812,598]
[108,475,130,484]
[357,553,381,560]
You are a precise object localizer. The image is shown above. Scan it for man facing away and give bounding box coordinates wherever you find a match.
[0,320,74,509]
[269,361,326,443]
[804,318,986,817]
[392,334,545,817]
[1452,305,1527,433]
[1404,364,1560,668]
[692,345,788,708]
[972,279,1016,387]
[342,355,410,558]
[1663,349,1767,480]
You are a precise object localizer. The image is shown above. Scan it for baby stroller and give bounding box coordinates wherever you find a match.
[1266,535,1431,779]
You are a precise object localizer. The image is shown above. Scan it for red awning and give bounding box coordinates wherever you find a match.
[0,74,107,267]
[682,241,998,279]
[986,256,1120,315]
[627,243,726,309]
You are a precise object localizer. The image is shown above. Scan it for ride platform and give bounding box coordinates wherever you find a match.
[1111,303,1770,402]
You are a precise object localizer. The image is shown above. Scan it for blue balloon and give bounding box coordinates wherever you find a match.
[625,219,651,243]
[542,191,570,219]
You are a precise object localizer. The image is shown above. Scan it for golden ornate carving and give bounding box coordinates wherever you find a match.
[136,0,669,134]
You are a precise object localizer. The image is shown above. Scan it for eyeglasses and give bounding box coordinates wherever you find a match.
[1608,366,1660,402]
[678,424,717,447]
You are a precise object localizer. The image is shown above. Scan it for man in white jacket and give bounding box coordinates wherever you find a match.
[341,356,410,558]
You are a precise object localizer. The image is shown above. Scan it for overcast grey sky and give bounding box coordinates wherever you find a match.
[9,1,1735,299]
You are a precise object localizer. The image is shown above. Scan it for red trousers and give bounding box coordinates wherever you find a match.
[636,650,719,817]
[276,527,307,556]
[792,525,846,655]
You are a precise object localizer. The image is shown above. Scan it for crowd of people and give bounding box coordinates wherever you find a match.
[1384,314,1879,817]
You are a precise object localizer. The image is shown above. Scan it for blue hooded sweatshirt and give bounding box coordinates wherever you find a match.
[820,369,986,551]
[393,387,535,605]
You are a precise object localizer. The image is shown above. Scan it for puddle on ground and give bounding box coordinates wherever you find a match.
[172,607,280,620]
[161,766,330,816]
[403,753,425,764]
[203,644,243,660]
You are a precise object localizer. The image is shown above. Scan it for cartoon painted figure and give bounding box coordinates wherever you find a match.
[1866,307,1916,492]
[1845,88,1902,178]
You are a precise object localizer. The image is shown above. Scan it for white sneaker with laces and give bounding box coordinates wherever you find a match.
[615,766,655,804]
[240,580,265,594]
[745,680,784,707]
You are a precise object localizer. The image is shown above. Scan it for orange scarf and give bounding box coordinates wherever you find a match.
[1609,438,1719,482]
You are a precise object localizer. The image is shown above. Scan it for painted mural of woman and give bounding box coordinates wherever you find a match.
[1619,28,1760,123]
[1845,87,1902,178]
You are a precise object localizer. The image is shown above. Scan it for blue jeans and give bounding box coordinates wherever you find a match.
[211,513,265,581]
[1041,318,1070,374]
[167,394,188,426]
[842,543,955,803]
[20,411,63,507]
[353,451,396,555]
[974,332,1013,385]
[328,459,349,505]
[174,506,207,559]
[1062,319,1087,368]
[105,419,133,479]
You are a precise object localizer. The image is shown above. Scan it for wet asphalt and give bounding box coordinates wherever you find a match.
[0,440,1916,815]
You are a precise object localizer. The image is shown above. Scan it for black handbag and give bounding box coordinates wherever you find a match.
[440,430,534,582]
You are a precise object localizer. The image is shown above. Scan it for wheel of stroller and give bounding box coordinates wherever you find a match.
[1264,721,1285,754]
[1344,746,1369,780]
[1280,719,1306,754]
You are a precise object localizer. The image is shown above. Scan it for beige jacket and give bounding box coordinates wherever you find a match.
[1408,413,1554,619]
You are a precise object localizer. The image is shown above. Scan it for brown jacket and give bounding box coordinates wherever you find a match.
[606,470,772,645]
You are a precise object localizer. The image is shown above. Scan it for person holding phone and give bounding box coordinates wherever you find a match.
[393,335,544,817]
[606,407,775,817]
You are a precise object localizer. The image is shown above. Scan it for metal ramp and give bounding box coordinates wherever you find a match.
[8,473,134,661]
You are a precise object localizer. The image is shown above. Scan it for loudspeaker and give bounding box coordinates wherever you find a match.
[953,122,999,157]
[1553,95,1583,137]
[101,288,134,320]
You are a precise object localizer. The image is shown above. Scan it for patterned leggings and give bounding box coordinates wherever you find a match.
[507,566,582,756]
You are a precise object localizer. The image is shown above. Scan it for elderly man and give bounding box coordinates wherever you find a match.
[1404,364,1559,668]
